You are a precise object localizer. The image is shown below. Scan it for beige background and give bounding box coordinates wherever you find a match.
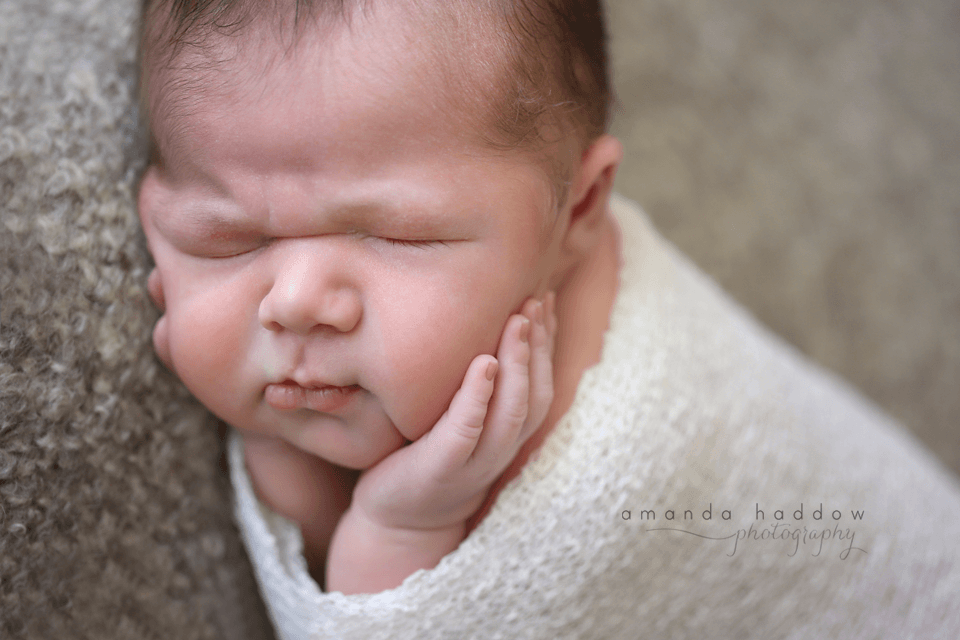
[605,0,960,476]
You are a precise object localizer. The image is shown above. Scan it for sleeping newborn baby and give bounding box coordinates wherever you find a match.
[137,0,960,637]
[137,0,621,595]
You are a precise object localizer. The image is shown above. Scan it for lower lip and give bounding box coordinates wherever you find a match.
[264,382,361,413]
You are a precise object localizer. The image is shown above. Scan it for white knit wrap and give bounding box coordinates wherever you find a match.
[230,194,960,639]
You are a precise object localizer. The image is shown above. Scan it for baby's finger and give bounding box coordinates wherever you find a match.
[419,355,498,477]
[545,291,557,347]
[522,298,554,442]
[471,314,531,465]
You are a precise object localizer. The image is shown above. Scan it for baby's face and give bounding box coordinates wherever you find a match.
[138,11,563,469]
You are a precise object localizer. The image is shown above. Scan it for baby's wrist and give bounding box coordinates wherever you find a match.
[326,505,466,594]
[345,501,468,546]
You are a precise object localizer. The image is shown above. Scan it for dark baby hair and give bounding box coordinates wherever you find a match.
[140,0,613,204]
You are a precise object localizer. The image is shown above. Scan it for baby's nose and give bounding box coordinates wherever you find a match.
[258,252,362,335]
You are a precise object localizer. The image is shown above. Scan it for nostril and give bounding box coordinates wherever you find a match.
[258,267,362,335]
[258,296,285,332]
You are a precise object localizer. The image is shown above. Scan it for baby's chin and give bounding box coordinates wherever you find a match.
[229,385,441,469]
[284,414,410,471]
[334,437,408,471]
[328,414,438,471]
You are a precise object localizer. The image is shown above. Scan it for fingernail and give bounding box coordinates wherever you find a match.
[519,318,531,342]
[534,300,544,324]
[485,359,498,380]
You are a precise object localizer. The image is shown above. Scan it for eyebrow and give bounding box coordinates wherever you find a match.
[150,199,248,241]
[155,195,461,240]
[326,198,453,231]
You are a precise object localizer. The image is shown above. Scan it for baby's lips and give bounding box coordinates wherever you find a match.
[264,382,361,413]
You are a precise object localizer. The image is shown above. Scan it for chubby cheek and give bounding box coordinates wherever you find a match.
[374,270,525,442]
[165,287,253,416]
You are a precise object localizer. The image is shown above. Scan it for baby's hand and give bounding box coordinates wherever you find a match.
[326,293,557,593]
[363,293,556,527]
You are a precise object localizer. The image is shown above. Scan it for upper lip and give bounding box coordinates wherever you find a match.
[271,377,355,390]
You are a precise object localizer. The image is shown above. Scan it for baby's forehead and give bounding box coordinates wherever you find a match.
[142,1,573,213]
[160,30,508,187]
[148,38,493,170]
[145,2,504,122]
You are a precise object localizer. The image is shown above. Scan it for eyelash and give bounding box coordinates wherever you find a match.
[208,239,270,259]
[198,236,447,258]
[383,238,449,249]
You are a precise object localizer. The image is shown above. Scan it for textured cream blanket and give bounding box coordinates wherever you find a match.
[230,194,960,639]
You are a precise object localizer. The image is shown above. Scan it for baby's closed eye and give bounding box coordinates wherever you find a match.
[155,209,269,259]
[178,232,270,260]
[380,238,451,249]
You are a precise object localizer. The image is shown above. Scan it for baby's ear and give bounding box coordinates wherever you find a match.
[559,134,623,259]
